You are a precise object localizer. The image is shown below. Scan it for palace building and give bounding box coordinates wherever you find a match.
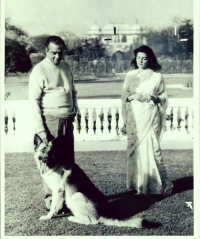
[86,20,147,55]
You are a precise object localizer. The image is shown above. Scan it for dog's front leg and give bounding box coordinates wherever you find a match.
[39,188,65,220]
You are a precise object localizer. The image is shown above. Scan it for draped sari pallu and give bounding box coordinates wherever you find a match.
[121,69,173,195]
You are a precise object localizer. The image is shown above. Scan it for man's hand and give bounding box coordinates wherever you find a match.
[38,131,48,144]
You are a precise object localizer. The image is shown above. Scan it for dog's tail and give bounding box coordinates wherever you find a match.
[98,217,161,228]
[98,216,143,228]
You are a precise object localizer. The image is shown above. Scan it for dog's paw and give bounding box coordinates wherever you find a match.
[68,216,75,222]
[39,215,52,220]
[68,216,80,223]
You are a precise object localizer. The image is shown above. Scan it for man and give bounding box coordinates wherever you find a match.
[29,36,78,210]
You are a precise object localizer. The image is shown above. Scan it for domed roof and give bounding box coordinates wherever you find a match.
[102,23,132,34]
[87,23,100,35]
[132,24,141,30]
[90,24,100,31]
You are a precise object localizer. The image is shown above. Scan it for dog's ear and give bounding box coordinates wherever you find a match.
[34,134,43,148]
[48,141,52,146]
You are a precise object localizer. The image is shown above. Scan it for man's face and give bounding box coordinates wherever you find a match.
[45,42,64,65]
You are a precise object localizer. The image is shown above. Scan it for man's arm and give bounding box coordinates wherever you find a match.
[69,64,78,113]
[29,67,46,137]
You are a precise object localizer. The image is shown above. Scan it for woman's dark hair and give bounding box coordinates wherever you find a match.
[45,36,66,51]
[130,45,161,71]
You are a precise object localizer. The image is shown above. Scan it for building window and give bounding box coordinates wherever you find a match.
[121,35,127,42]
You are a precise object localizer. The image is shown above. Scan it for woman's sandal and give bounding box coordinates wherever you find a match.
[163,182,173,197]
[163,188,173,197]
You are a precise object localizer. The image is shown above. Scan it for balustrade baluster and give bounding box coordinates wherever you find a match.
[165,108,170,131]
[5,110,8,135]
[92,109,97,134]
[185,107,189,133]
[85,109,89,133]
[115,108,119,135]
[99,108,104,133]
[4,100,194,142]
[76,109,81,133]
[95,108,102,140]
[177,107,182,131]
[107,108,112,133]
[170,107,174,131]
[110,108,117,138]
[13,110,16,135]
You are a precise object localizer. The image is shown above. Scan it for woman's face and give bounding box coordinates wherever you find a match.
[136,52,149,70]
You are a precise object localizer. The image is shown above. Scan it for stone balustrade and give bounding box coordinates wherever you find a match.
[4,99,193,143]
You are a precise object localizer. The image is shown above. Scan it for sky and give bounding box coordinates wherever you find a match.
[4,0,193,37]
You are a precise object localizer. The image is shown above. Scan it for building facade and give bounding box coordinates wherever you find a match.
[86,20,147,55]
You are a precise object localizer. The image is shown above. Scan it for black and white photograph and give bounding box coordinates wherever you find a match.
[1,0,200,237]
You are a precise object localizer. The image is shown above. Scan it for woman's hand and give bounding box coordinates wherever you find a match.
[143,94,151,102]
[150,95,161,104]
[143,94,160,104]
[127,93,143,102]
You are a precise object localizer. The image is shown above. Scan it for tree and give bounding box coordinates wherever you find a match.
[6,18,36,54]
[5,18,28,38]
[29,34,50,53]
[178,19,193,58]
[5,38,32,75]
[57,30,80,51]
[5,19,33,75]
[167,18,193,60]
[144,28,171,56]
[125,45,134,61]
[143,18,193,60]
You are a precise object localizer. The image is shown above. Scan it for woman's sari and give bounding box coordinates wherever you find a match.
[121,68,173,195]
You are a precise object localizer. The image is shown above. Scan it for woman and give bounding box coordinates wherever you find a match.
[121,45,173,196]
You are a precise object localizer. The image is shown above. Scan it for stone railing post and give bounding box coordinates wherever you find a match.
[4,99,193,142]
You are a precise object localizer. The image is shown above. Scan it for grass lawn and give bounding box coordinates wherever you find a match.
[5,75,193,100]
[5,150,193,236]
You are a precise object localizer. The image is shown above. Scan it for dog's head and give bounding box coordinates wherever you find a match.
[34,134,53,165]
[34,134,74,171]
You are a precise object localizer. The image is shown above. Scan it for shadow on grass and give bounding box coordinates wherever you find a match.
[172,176,193,194]
[52,176,193,221]
[107,176,193,220]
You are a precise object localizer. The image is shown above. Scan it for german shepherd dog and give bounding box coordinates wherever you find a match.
[34,134,157,228]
